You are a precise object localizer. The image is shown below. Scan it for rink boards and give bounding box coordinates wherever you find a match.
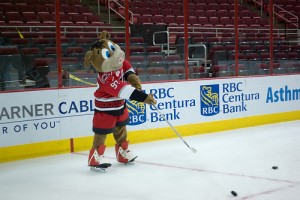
[0,75,300,162]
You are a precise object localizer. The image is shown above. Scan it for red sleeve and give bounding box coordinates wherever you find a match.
[123,59,134,72]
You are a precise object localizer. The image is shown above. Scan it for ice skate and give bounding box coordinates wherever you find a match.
[88,144,111,172]
[115,141,138,164]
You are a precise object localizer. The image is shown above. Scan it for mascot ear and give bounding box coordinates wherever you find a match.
[99,30,110,40]
[84,50,94,68]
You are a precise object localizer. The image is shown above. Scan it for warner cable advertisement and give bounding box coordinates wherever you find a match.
[0,75,299,147]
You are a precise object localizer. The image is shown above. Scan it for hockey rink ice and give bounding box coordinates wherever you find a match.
[0,120,299,200]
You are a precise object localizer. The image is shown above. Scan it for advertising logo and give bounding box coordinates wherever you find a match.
[200,84,219,116]
[127,100,146,125]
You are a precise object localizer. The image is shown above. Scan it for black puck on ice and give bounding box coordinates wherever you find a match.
[272,166,278,170]
[231,190,238,197]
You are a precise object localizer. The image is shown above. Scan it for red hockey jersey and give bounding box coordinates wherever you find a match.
[94,60,136,114]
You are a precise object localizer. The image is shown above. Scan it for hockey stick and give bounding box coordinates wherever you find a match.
[151,102,197,153]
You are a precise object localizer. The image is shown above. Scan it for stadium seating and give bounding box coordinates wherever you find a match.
[130,55,147,69]
[0,0,299,91]
[147,67,169,81]
[21,47,43,73]
[168,66,185,80]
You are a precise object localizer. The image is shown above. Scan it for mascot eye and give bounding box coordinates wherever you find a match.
[108,41,116,52]
[101,49,110,59]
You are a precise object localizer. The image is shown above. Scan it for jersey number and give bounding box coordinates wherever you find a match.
[110,80,120,89]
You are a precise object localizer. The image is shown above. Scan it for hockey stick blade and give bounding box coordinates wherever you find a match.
[151,102,197,153]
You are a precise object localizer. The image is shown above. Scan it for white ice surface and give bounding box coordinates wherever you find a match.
[0,120,300,200]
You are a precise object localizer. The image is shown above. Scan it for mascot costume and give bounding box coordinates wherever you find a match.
[84,31,156,170]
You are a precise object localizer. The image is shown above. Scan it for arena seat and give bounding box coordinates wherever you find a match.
[130,46,146,57]
[146,46,162,55]
[61,57,82,71]
[65,47,84,60]
[46,4,55,13]
[18,5,34,13]
[137,15,152,25]
[32,38,53,51]
[260,52,271,61]
[10,38,31,50]
[147,67,168,81]
[287,52,299,60]
[168,66,185,80]
[150,15,165,25]
[71,14,89,24]
[149,9,162,16]
[27,0,42,5]
[68,0,81,6]
[164,15,176,25]
[86,15,104,25]
[33,57,56,68]
[76,6,93,15]
[44,47,57,59]
[61,5,78,15]
[60,14,73,25]
[21,47,43,72]
[275,52,288,60]
[4,12,24,24]
[273,65,288,74]
[134,68,148,81]
[147,55,167,69]
[161,9,172,16]
[1,4,17,13]
[286,62,300,73]
[34,5,49,14]
[130,55,147,69]
[290,45,300,52]
[131,37,145,46]
[165,54,184,67]
[39,13,55,24]
[239,44,253,53]
[189,65,206,79]
[256,62,269,75]
[22,12,41,24]
[212,65,233,77]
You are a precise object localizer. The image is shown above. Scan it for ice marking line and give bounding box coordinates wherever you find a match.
[240,183,300,200]
[73,152,297,185]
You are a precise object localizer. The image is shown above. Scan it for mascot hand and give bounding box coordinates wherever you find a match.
[127,74,142,90]
[144,94,157,105]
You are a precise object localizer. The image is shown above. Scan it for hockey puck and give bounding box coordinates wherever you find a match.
[231,191,238,197]
[272,166,278,170]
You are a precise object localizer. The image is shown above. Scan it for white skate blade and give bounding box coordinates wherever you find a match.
[128,156,138,163]
[90,166,107,172]
[89,163,112,172]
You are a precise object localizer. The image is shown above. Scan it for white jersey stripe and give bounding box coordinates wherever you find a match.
[119,85,135,99]
[95,97,123,102]
[94,105,125,111]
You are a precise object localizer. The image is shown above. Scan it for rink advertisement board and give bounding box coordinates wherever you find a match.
[0,75,300,147]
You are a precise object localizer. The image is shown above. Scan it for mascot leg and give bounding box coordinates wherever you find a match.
[113,126,137,163]
[88,134,108,166]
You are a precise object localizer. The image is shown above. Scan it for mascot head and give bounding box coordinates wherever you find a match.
[84,30,125,72]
